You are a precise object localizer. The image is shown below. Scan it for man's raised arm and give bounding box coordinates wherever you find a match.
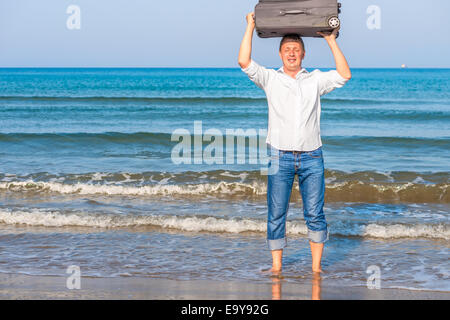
[318,28,352,80]
[238,13,256,69]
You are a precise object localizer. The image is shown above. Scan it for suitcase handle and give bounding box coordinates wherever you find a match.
[279,9,307,16]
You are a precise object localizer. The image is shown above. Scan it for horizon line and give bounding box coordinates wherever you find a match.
[1,66,449,70]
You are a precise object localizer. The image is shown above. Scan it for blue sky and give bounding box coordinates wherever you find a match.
[1,0,449,68]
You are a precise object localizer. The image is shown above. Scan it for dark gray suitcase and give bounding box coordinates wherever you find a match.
[255,0,341,38]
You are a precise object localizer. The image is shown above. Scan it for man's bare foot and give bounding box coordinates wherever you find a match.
[270,267,282,273]
[269,268,283,279]
[312,268,323,274]
[260,267,281,274]
[260,267,283,278]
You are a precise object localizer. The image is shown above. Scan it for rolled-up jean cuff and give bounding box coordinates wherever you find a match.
[308,228,329,243]
[267,237,287,251]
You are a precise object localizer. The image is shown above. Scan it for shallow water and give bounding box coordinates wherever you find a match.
[0,224,448,291]
[0,68,448,291]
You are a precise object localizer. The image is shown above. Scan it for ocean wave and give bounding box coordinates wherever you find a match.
[0,178,448,203]
[2,106,448,123]
[324,136,450,148]
[0,180,266,197]
[0,132,174,146]
[0,96,267,105]
[0,95,447,106]
[0,208,447,240]
[323,109,450,122]
[1,169,449,185]
[0,132,448,149]
[321,98,450,106]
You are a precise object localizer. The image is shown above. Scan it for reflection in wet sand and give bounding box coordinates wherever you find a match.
[311,272,322,300]
[270,272,282,300]
[269,271,322,300]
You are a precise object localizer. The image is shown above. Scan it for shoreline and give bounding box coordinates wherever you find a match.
[0,273,448,300]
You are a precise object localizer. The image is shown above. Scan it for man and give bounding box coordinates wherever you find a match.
[238,12,351,274]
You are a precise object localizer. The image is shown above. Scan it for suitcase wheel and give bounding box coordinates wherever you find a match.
[328,16,340,29]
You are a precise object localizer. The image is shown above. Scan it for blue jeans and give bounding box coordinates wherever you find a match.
[267,144,329,251]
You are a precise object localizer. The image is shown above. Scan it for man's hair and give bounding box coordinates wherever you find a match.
[279,34,305,52]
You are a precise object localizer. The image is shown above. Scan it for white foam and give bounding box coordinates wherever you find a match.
[363,223,450,240]
[0,173,17,182]
[378,171,395,183]
[413,176,427,184]
[220,171,249,181]
[0,208,270,232]
[0,208,448,240]
[91,172,105,181]
[1,178,448,203]
[158,177,171,185]
[0,180,266,197]
[325,176,337,184]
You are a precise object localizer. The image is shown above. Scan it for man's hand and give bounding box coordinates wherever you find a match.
[246,12,255,29]
[317,27,339,43]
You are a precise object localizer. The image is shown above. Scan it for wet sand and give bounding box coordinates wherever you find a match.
[0,273,448,300]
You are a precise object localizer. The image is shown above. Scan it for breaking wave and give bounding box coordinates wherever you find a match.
[0,208,448,240]
[0,179,448,203]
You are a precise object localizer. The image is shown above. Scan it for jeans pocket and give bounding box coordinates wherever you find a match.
[307,148,322,159]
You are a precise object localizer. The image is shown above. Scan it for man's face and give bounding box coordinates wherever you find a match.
[279,42,305,72]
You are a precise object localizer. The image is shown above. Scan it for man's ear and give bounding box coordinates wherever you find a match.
[301,51,306,61]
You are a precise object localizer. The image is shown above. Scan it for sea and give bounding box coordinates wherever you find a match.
[0,68,448,292]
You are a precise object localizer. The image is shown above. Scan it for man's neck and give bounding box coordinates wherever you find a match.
[283,66,302,79]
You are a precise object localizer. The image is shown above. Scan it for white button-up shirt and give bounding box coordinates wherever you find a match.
[242,60,349,151]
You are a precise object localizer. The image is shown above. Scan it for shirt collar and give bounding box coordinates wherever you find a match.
[277,66,308,79]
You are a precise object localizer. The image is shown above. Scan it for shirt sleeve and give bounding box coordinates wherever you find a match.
[241,60,271,90]
[316,70,349,96]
